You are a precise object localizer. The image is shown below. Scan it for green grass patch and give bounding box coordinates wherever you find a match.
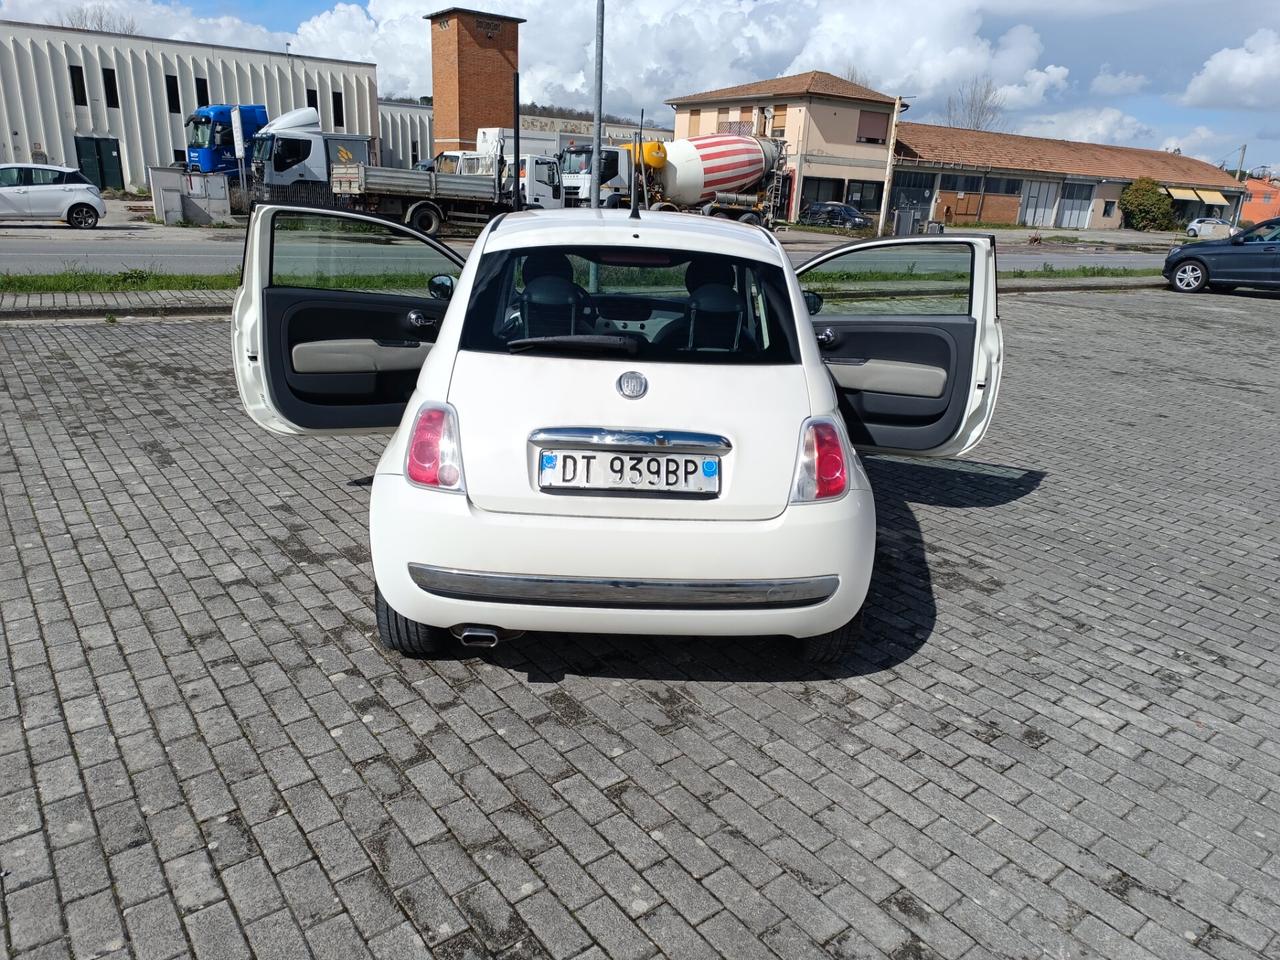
[0,269,242,293]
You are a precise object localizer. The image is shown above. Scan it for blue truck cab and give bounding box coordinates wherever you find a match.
[185,105,268,178]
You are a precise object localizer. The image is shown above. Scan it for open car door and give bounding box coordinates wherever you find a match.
[796,235,1002,457]
[233,204,465,436]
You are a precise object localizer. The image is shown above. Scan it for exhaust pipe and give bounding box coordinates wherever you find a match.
[454,625,502,648]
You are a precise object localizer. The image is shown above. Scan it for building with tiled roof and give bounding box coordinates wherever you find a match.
[892,121,1246,229]
[664,71,903,221]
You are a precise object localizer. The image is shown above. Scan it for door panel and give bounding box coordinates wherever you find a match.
[1218,224,1280,284]
[233,206,464,436]
[797,236,1001,457]
[26,168,65,217]
[0,167,28,217]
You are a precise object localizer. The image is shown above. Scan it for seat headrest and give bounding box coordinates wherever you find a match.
[523,275,578,305]
[684,258,735,294]
[689,283,739,314]
[522,252,574,285]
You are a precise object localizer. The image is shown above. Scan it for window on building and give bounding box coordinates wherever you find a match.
[332,90,345,127]
[800,176,844,210]
[306,88,319,110]
[984,177,1022,195]
[69,65,89,107]
[855,110,890,144]
[770,103,787,138]
[940,174,983,193]
[173,149,185,163]
[411,141,419,166]
[1102,200,1117,218]
[102,68,120,108]
[1265,193,1275,203]
[195,77,209,107]
[165,74,180,114]
[844,180,883,211]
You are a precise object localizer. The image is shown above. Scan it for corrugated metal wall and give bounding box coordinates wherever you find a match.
[0,20,380,189]
[378,104,433,168]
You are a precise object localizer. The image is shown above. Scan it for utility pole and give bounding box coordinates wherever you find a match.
[589,0,604,210]
[1237,143,1248,181]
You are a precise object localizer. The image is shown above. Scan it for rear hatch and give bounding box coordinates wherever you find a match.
[448,351,810,521]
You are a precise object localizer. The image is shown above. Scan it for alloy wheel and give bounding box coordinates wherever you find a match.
[1174,263,1203,291]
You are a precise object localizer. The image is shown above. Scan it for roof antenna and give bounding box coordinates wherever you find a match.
[629,132,642,220]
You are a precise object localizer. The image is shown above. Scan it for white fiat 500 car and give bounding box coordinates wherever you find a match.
[233,206,1002,661]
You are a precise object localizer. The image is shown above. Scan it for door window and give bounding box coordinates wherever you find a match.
[1242,224,1280,242]
[29,169,65,185]
[270,211,460,295]
[0,167,22,187]
[802,242,973,316]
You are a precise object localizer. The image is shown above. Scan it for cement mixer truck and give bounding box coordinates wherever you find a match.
[559,134,787,226]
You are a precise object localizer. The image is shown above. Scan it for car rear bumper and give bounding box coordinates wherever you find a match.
[370,475,876,638]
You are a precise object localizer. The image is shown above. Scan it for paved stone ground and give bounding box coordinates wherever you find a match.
[1,289,1278,960]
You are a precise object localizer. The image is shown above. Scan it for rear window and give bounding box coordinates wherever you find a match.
[459,245,800,364]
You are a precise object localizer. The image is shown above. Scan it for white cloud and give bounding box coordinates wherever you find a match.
[1018,107,1152,144]
[1090,65,1147,96]
[997,64,1069,109]
[1182,28,1280,109]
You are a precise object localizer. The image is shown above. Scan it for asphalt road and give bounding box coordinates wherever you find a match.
[0,203,1169,275]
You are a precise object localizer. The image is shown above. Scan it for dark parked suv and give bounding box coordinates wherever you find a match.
[798,202,872,229]
[1164,217,1280,292]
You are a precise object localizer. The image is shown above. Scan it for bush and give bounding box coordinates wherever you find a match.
[1118,177,1176,231]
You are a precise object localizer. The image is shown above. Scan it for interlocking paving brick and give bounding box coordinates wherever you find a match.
[2,295,1280,960]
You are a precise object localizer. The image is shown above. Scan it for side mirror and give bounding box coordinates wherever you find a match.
[802,290,824,316]
[1230,234,1245,245]
[428,274,456,300]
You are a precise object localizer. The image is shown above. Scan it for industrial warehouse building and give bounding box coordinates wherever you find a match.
[892,122,1247,229]
[666,71,901,222]
[0,20,432,190]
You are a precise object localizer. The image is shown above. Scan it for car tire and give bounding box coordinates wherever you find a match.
[67,204,99,229]
[1171,259,1208,293]
[798,611,863,664]
[408,204,442,237]
[375,586,448,655]
[1186,228,1197,237]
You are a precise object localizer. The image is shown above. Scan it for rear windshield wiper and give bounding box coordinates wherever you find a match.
[506,335,639,356]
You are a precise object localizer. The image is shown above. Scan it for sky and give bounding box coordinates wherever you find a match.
[4,0,1279,173]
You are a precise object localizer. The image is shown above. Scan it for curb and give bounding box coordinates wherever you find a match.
[0,303,231,322]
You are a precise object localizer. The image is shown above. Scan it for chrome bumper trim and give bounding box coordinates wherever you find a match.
[528,427,732,455]
[407,563,838,610]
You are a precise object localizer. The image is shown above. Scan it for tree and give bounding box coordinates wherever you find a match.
[55,4,138,33]
[945,74,1006,132]
[1118,177,1176,231]
[842,63,872,88]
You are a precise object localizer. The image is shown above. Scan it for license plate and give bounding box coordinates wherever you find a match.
[538,449,720,494]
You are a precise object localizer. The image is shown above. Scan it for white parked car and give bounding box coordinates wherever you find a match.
[0,163,106,228]
[233,206,1002,661]
[1185,217,1237,238]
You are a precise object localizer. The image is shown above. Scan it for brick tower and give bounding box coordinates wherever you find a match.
[428,7,525,152]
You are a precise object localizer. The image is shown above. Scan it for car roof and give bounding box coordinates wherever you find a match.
[481,208,786,264]
[0,163,77,172]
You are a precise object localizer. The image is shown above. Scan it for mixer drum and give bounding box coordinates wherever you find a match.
[659,135,778,205]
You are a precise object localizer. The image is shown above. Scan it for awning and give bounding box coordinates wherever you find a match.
[1195,189,1230,206]
[1167,187,1201,201]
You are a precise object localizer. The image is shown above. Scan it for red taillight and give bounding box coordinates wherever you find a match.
[405,404,464,491]
[812,422,847,499]
[790,419,848,502]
